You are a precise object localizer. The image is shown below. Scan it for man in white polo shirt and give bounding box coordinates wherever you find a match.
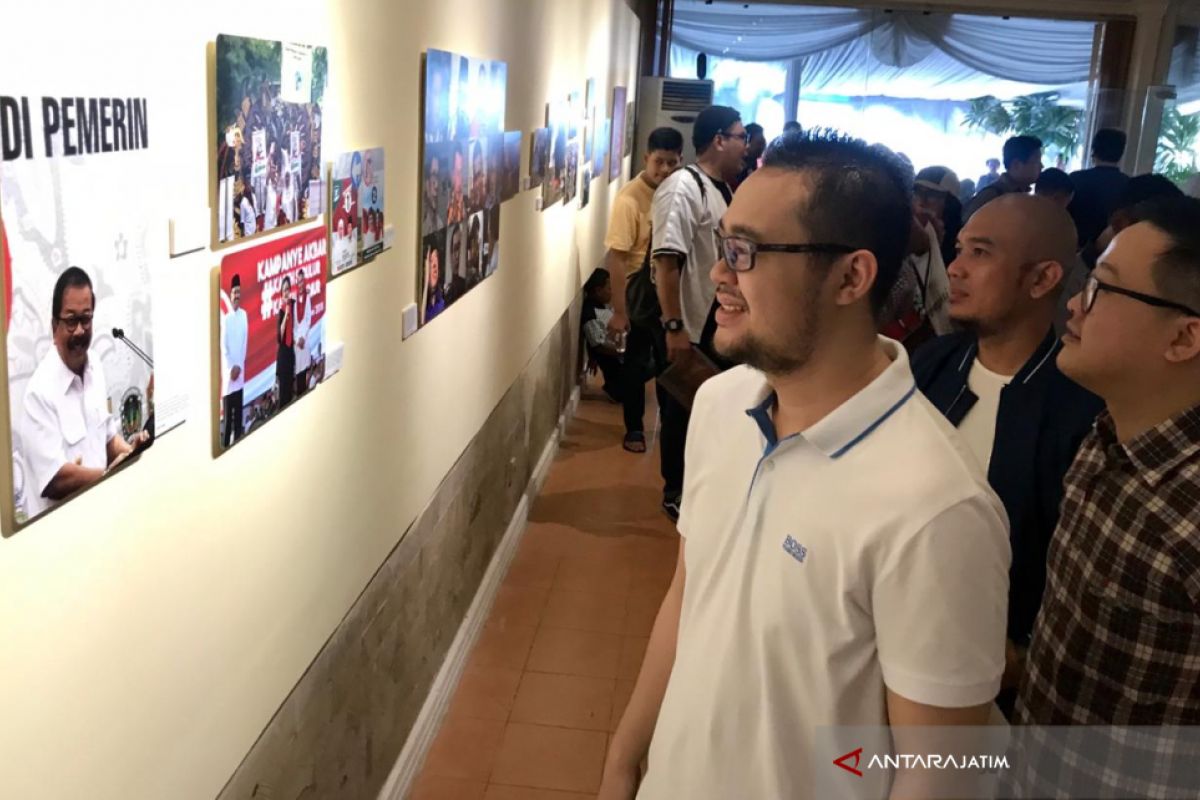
[600,132,1010,800]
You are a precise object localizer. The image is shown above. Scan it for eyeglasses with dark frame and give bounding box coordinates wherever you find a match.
[56,314,94,332]
[1082,273,1200,318]
[718,129,750,144]
[714,230,858,273]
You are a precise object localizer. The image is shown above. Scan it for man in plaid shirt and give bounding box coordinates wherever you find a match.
[1012,195,1200,796]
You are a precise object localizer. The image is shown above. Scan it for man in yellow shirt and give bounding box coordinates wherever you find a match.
[603,127,683,452]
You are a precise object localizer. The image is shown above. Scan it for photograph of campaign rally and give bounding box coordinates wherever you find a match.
[217,227,327,453]
[214,34,329,246]
[418,48,508,327]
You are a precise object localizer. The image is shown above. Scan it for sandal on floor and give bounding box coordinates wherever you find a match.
[623,432,647,453]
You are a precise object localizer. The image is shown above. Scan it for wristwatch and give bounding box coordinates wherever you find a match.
[662,318,685,333]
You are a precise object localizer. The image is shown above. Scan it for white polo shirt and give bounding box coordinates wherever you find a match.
[638,339,1010,800]
[21,350,119,517]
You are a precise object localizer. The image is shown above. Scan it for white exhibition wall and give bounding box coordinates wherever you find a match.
[0,1,640,798]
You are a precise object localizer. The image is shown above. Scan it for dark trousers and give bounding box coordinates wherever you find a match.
[648,326,689,500]
[223,389,244,447]
[295,367,310,398]
[621,324,658,436]
[277,347,296,407]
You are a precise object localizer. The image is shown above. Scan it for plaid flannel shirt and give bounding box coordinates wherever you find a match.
[1010,405,1200,796]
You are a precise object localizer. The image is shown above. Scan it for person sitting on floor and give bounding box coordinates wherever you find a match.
[581,268,625,407]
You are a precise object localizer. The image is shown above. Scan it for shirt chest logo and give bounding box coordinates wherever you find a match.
[782,536,808,564]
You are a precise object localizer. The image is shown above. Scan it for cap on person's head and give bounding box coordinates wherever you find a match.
[692,105,741,153]
[231,274,241,289]
[915,166,961,198]
[1035,168,1074,197]
[1091,128,1127,163]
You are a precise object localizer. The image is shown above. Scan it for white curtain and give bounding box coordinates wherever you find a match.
[668,2,1096,87]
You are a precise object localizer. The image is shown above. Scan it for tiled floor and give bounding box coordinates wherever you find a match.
[410,383,677,800]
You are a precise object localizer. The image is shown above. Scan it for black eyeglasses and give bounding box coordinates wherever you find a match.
[719,129,750,144]
[715,231,857,273]
[1082,273,1200,317]
[57,314,94,332]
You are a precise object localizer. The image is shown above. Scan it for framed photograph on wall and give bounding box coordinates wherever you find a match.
[213,34,329,249]
[529,128,549,190]
[419,48,508,327]
[216,227,327,454]
[610,87,627,181]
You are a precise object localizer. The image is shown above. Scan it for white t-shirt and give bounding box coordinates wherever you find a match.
[650,165,729,342]
[638,339,1010,800]
[221,307,249,395]
[959,359,1012,472]
[21,351,119,517]
[239,195,256,236]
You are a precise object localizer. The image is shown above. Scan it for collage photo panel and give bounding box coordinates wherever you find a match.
[420,48,508,327]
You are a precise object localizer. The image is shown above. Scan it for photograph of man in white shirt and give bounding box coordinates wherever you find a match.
[292,277,312,398]
[21,267,149,518]
[601,132,1010,800]
[221,273,249,447]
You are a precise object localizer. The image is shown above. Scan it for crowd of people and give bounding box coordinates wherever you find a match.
[584,109,1200,800]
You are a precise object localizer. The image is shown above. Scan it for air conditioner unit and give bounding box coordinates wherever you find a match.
[634,77,714,169]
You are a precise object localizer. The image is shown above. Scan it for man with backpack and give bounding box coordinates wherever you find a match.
[603,127,684,453]
[649,105,746,521]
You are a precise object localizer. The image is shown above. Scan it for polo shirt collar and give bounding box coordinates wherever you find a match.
[743,337,918,460]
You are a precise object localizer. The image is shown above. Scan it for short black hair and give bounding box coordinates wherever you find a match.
[52,267,94,321]
[1091,128,1127,163]
[1130,195,1200,312]
[647,126,684,154]
[584,267,610,295]
[693,105,741,154]
[761,129,913,315]
[745,123,764,138]
[1035,168,1075,197]
[783,121,802,135]
[1118,173,1183,213]
[1003,135,1043,170]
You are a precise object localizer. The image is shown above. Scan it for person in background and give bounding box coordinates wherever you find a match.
[581,268,623,404]
[293,277,312,398]
[1012,195,1200,798]
[1068,128,1129,249]
[447,143,466,224]
[782,120,801,135]
[978,157,1002,191]
[222,273,249,447]
[959,177,977,206]
[603,126,684,453]
[650,105,745,522]
[1083,173,1183,267]
[239,180,258,238]
[733,123,766,189]
[1035,167,1075,209]
[880,166,958,349]
[964,137,1043,220]
[912,194,1103,718]
[601,130,1009,800]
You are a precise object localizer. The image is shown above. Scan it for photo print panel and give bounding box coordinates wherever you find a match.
[610,87,627,181]
[529,128,549,190]
[358,148,385,261]
[217,227,327,454]
[214,34,329,247]
[624,101,635,158]
[419,48,508,327]
[501,131,521,201]
[329,151,361,276]
[1,76,166,526]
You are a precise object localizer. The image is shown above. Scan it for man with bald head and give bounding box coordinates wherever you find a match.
[912,193,1103,718]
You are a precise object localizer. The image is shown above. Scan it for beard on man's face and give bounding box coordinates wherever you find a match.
[716,293,822,377]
